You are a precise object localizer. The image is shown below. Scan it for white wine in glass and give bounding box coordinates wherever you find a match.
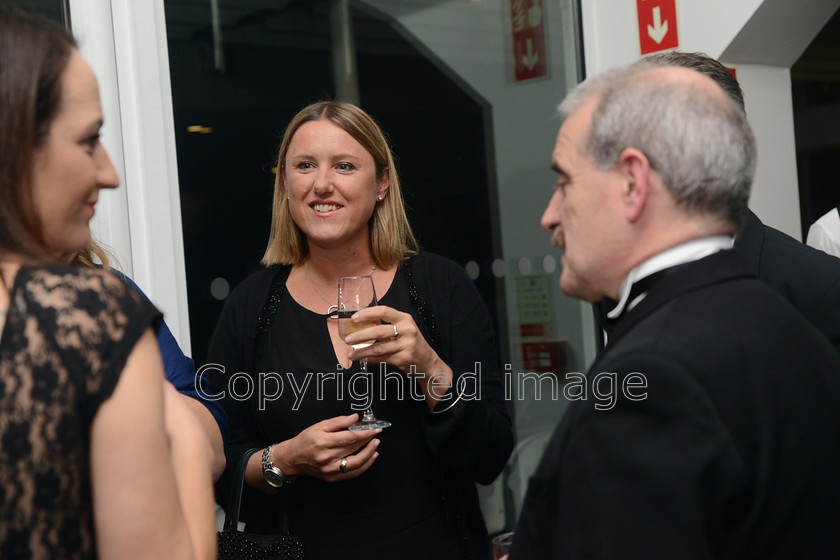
[337,311,378,349]
[337,274,391,430]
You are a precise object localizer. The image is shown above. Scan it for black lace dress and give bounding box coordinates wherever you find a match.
[0,266,160,559]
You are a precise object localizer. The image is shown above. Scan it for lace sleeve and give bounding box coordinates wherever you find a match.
[21,267,162,417]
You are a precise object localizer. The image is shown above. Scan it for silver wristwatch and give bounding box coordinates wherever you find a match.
[261,445,289,488]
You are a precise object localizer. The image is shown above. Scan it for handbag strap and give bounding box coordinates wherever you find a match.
[223,447,294,535]
[223,448,261,532]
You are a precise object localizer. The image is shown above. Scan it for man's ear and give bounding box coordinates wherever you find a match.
[617,147,650,223]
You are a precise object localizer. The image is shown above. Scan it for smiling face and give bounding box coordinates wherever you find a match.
[541,99,627,302]
[284,119,389,252]
[30,49,119,257]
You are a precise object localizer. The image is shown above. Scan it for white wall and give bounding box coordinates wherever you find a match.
[580,0,763,73]
[581,0,840,239]
[733,65,799,234]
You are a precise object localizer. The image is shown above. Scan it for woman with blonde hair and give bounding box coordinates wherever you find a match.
[0,7,215,558]
[209,100,513,559]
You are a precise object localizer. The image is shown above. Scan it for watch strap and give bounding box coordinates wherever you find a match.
[261,445,274,474]
[261,444,292,488]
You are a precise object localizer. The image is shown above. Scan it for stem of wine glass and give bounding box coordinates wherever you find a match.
[360,357,375,422]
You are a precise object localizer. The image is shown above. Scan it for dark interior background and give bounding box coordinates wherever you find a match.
[792,6,840,239]
[4,0,66,23]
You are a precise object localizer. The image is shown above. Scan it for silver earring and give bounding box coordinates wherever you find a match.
[378,196,383,201]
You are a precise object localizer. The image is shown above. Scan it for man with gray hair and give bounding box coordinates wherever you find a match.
[638,51,840,357]
[510,64,840,558]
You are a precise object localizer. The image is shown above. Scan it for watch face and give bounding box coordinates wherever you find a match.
[265,468,285,488]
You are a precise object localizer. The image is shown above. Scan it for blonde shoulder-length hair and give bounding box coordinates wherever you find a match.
[261,101,419,268]
[71,238,112,269]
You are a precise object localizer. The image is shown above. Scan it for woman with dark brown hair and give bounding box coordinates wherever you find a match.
[0,7,215,558]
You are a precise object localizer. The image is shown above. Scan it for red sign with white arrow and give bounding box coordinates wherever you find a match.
[511,0,548,82]
[637,0,679,55]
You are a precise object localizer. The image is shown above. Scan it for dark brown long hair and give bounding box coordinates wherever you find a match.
[0,6,76,263]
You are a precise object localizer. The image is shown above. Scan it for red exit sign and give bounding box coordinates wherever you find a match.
[511,0,548,82]
[637,0,679,55]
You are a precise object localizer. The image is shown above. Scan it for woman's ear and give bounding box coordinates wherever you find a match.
[377,167,390,201]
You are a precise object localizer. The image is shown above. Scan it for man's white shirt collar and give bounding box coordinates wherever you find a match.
[606,235,735,320]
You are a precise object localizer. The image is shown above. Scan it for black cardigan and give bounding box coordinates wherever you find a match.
[208,252,513,559]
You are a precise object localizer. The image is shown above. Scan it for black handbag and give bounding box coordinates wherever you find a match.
[217,448,305,559]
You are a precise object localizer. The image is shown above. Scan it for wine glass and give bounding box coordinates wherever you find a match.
[337,274,391,430]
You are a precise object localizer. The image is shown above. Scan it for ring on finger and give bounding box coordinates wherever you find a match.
[339,457,348,473]
[391,324,400,340]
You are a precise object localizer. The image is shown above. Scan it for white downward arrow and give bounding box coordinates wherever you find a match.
[647,7,669,44]
[523,38,539,70]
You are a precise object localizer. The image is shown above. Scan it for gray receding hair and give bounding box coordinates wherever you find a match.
[557,65,641,120]
[559,67,756,229]
[635,51,746,114]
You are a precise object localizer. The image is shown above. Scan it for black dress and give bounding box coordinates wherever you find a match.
[0,266,160,560]
[209,253,513,560]
[254,270,461,559]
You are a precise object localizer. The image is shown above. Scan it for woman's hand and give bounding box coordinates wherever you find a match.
[343,306,454,409]
[274,414,381,482]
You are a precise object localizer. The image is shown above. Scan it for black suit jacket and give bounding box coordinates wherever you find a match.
[595,211,840,355]
[512,250,840,559]
[733,210,840,354]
